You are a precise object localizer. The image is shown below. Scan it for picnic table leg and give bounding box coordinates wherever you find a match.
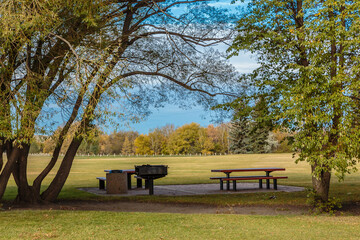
[273,179,278,190]
[259,179,262,189]
[127,173,132,190]
[233,180,236,191]
[266,171,270,189]
[136,178,142,188]
[99,179,105,190]
[145,179,150,189]
[226,173,230,190]
[220,179,223,190]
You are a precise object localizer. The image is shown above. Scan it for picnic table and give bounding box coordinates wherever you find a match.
[210,168,287,191]
[103,169,143,190]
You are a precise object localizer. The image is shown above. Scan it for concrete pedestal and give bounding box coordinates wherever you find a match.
[106,172,128,194]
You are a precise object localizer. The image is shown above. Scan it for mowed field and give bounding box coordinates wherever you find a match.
[3,153,360,203]
[3,153,311,201]
[1,153,360,239]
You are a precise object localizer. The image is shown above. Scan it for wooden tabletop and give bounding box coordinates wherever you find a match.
[211,168,285,173]
[104,169,135,173]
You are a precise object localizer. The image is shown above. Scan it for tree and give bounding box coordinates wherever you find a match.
[148,128,166,155]
[197,127,214,154]
[108,132,125,155]
[121,137,132,155]
[272,130,293,153]
[230,0,360,203]
[167,123,202,154]
[99,134,111,155]
[159,124,175,154]
[227,100,252,154]
[216,123,230,153]
[0,0,239,203]
[134,135,153,155]
[227,96,273,154]
[249,96,273,153]
[29,136,44,154]
[229,116,251,154]
[206,124,228,153]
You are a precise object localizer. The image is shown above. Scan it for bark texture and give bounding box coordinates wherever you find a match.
[311,164,331,202]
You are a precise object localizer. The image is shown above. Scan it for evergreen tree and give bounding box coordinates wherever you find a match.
[228,97,273,154]
[249,96,273,153]
[229,113,251,154]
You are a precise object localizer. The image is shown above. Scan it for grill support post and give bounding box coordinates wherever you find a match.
[148,179,154,195]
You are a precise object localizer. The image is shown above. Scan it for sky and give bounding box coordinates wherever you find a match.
[118,0,258,134]
[125,52,258,134]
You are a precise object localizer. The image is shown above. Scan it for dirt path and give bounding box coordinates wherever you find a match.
[4,200,310,215]
[4,200,360,215]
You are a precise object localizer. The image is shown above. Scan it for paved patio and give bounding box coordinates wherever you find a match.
[79,183,304,197]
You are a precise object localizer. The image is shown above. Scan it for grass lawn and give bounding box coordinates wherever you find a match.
[3,153,360,205]
[2,154,360,239]
[1,210,360,240]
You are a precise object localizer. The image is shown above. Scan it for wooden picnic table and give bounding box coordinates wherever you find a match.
[211,167,286,190]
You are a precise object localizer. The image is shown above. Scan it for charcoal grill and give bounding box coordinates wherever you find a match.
[135,165,168,195]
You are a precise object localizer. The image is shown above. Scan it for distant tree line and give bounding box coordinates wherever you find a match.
[29,122,292,156]
[134,123,229,155]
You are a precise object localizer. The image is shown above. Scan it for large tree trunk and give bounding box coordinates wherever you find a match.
[0,142,4,172]
[311,164,331,203]
[41,137,83,202]
[14,144,42,204]
[0,143,42,204]
[0,144,21,199]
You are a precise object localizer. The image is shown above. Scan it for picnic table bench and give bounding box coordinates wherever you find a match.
[96,177,106,190]
[210,168,287,191]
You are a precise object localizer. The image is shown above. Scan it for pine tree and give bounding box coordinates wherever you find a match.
[249,96,273,153]
[228,96,273,154]
[229,115,251,154]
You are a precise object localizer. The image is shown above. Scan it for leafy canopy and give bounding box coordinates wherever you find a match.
[229,0,360,180]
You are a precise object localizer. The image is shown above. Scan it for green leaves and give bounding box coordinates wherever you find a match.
[230,0,360,181]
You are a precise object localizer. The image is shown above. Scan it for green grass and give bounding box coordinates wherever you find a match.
[2,154,360,239]
[0,210,360,240]
[3,153,360,206]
